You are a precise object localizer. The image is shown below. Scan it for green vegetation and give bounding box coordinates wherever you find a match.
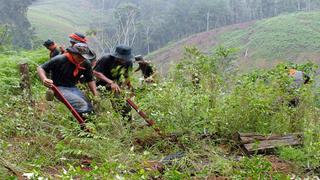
[0,0,35,49]
[27,0,106,43]
[218,11,320,66]
[28,0,320,55]
[1,46,320,178]
[150,11,320,71]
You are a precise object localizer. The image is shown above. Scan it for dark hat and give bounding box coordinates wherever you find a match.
[135,55,144,62]
[43,39,54,47]
[111,45,134,62]
[66,43,95,60]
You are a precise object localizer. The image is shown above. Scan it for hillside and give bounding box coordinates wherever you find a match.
[27,0,106,43]
[149,11,320,73]
[1,47,320,178]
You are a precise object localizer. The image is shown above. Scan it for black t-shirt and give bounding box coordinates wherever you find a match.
[94,55,133,86]
[41,54,93,87]
[50,48,61,58]
[139,63,154,78]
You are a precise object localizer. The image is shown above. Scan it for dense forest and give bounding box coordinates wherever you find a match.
[90,0,320,54]
[0,0,35,49]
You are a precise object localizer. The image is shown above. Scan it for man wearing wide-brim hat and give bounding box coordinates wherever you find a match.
[69,32,97,66]
[94,45,134,121]
[37,43,97,119]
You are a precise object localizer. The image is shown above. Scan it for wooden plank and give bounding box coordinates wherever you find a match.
[240,134,299,144]
[244,138,301,153]
[235,132,303,155]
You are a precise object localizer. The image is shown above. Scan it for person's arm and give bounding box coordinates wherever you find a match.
[93,71,114,85]
[87,81,97,96]
[93,71,121,92]
[134,65,141,72]
[304,73,310,84]
[125,78,132,89]
[37,66,53,88]
[149,70,158,79]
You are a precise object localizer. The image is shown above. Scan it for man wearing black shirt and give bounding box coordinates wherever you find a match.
[37,43,97,116]
[134,55,156,83]
[43,39,62,58]
[94,45,134,121]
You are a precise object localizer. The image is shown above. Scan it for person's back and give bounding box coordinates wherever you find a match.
[289,69,310,88]
[139,62,154,78]
[42,54,92,87]
[134,55,156,84]
[288,68,310,107]
[95,54,133,87]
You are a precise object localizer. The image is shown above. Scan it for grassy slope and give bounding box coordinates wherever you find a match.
[149,11,320,73]
[1,48,319,178]
[27,0,104,43]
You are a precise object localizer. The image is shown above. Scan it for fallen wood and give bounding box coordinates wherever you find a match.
[19,62,34,106]
[0,157,23,177]
[234,132,303,155]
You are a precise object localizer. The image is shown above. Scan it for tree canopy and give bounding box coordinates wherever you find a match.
[0,0,35,49]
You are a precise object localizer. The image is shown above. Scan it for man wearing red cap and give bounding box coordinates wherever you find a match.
[69,32,97,67]
[37,43,97,117]
[69,32,87,45]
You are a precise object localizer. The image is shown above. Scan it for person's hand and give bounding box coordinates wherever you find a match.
[110,82,121,93]
[43,78,53,88]
[145,77,154,83]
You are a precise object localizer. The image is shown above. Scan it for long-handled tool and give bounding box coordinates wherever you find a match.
[126,98,155,127]
[127,97,186,149]
[126,97,167,137]
[51,85,86,129]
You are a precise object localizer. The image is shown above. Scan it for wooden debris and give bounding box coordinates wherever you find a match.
[234,132,303,155]
[19,62,34,106]
[143,160,164,173]
[0,157,23,178]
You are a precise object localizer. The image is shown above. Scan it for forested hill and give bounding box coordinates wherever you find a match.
[28,0,320,55]
[149,11,320,73]
[0,0,35,49]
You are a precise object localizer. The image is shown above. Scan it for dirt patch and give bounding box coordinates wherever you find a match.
[43,166,62,178]
[266,155,296,175]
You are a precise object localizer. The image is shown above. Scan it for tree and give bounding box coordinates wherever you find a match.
[90,0,320,55]
[0,0,35,49]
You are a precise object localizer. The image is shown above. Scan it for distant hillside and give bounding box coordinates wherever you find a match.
[149,11,320,73]
[27,0,106,44]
